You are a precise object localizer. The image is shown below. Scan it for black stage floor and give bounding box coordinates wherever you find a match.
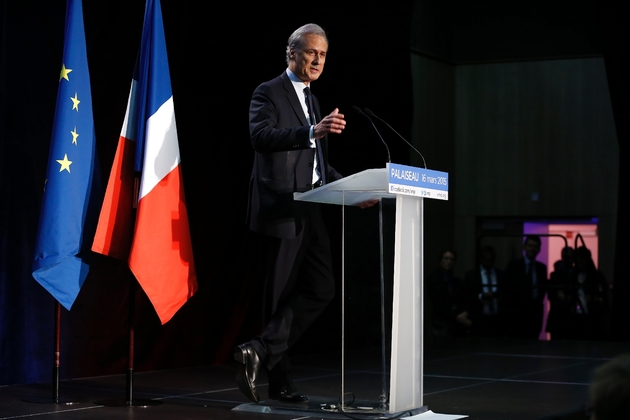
[1,336,624,420]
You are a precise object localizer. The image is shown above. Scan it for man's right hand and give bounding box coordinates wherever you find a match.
[358,199,379,209]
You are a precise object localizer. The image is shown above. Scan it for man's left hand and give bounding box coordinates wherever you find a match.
[314,108,346,138]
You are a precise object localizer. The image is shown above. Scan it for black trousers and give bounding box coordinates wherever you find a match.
[251,203,336,386]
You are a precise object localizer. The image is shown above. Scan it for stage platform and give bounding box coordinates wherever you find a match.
[1,336,621,420]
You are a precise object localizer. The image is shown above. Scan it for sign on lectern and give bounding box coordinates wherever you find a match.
[291,163,449,207]
[387,162,448,200]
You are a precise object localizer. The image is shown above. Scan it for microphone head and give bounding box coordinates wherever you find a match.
[351,105,364,116]
[363,107,375,118]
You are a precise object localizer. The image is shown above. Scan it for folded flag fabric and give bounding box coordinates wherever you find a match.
[32,0,102,310]
[92,0,197,324]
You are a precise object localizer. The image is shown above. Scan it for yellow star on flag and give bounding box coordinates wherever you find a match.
[60,64,72,81]
[71,127,79,145]
[71,93,80,111]
[57,154,72,173]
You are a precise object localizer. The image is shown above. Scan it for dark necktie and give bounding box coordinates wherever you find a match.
[527,261,538,300]
[303,87,326,185]
[484,269,498,315]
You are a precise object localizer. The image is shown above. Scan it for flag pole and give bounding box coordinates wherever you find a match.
[122,174,160,406]
[53,301,61,402]
[94,277,160,407]
[127,279,135,404]
[94,179,161,408]
[124,278,157,406]
[126,179,138,404]
[22,301,84,405]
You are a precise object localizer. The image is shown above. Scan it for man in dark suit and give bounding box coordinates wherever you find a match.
[504,235,549,339]
[463,245,507,337]
[235,23,375,404]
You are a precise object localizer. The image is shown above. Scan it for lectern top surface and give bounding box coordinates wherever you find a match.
[294,168,394,206]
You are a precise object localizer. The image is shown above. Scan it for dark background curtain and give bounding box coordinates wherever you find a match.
[3,0,629,387]
[0,0,414,385]
[598,1,630,341]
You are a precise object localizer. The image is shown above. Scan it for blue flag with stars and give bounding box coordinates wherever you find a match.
[32,0,102,310]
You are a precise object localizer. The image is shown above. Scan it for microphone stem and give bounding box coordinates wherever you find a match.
[373,115,427,169]
[367,118,391,163]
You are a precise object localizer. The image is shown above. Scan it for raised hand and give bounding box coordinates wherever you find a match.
[313,108,346,138]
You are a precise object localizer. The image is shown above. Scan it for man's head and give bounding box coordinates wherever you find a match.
[478,245,496,270]
[438,249,457,272]
[574,246,595,272]
[286,23,328,84]
[561,246,574,263]
[523,235,541,260]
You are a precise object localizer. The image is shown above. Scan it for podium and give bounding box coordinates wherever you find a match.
[293,164,448,416]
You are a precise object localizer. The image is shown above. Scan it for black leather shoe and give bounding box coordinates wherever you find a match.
[234,343,262,403]
[269,384,308,403]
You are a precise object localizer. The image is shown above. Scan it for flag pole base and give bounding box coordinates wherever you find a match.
[94,398,163,408]
[22,396,87,405]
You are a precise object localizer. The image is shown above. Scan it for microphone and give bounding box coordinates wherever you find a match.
[352,106,391,163]
[363,107,427,169]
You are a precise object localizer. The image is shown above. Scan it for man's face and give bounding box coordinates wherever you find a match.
[480,251,495,269]
[440,252,456,271]
[289,34,327,84]
[524,239,541,260]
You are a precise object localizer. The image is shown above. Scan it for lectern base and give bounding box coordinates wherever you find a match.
[232,395,427,419]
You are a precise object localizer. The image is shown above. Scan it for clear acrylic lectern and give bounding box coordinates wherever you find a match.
[294,167,426,417]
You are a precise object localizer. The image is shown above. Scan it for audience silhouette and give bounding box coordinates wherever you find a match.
[504,235,548,339]
[561,246,611,341]
[463,245,507,337]
[426,238,611,343]
[547,245,575,340]
[425,249,472,341]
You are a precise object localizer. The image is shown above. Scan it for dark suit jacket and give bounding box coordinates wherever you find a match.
[425,268,470,337]
[462,265,506,321]
[504,257,548,337]
[247,71,342,238]
[504,257,548,304]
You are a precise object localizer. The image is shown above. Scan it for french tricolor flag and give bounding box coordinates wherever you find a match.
[92,0,197,324]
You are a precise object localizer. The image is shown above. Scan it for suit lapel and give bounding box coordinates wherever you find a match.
[279,72,328,182]
[310,90,322,122]
[280,72,308,126]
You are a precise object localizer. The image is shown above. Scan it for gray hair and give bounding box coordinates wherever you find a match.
[285,23,328,65]
[589,354,630,420]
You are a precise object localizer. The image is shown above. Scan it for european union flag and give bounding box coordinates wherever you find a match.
[32,0,102,310]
